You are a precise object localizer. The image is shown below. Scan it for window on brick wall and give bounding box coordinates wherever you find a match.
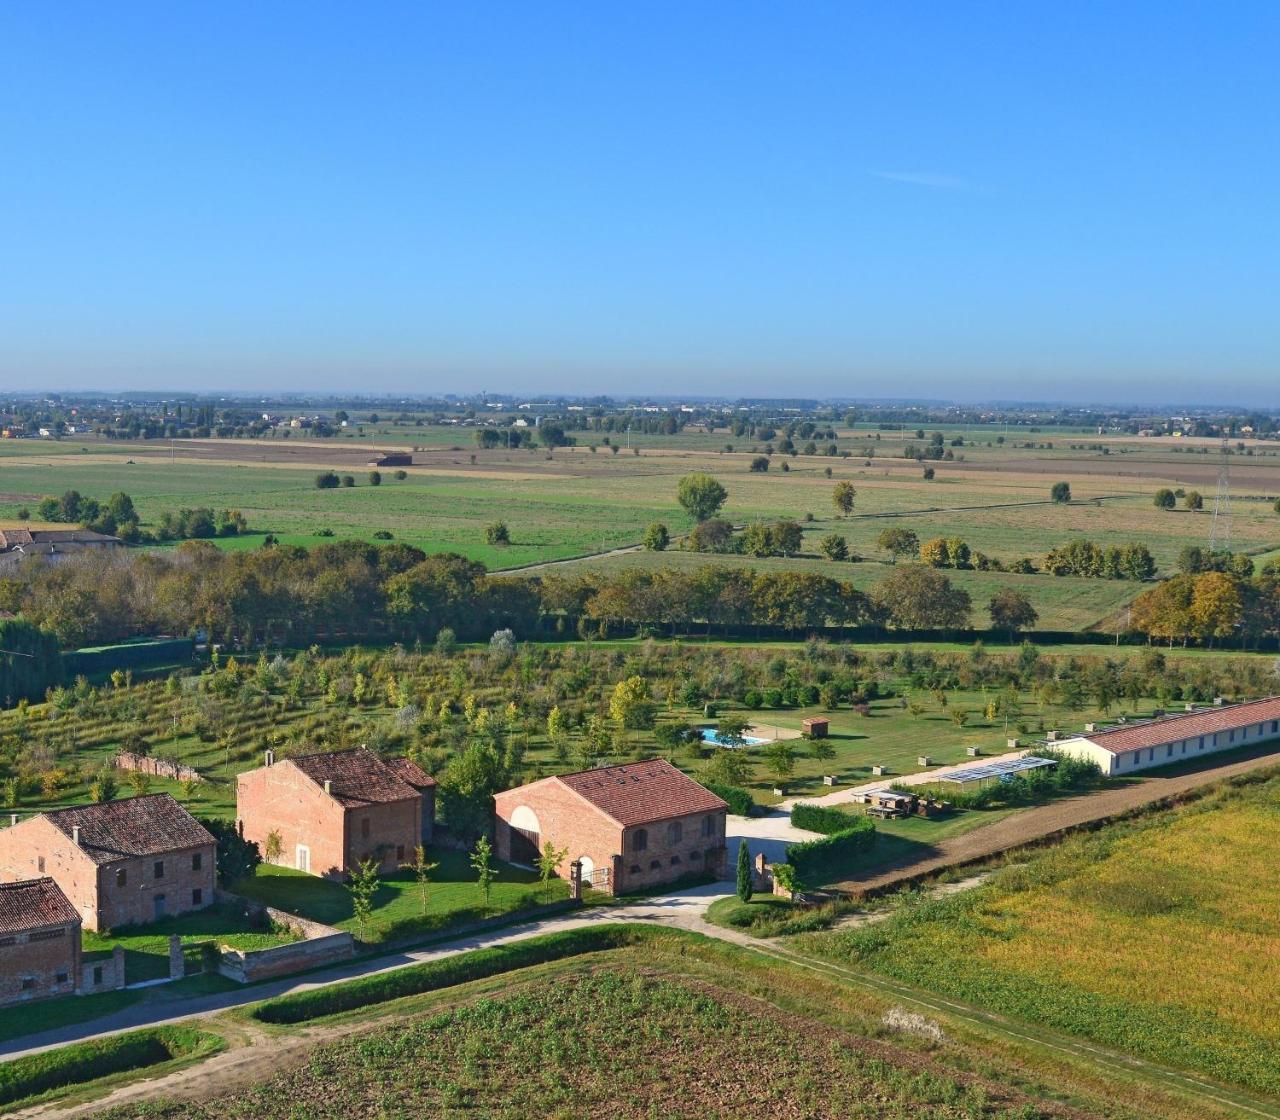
[701,816,714,838]
[56,971,68,984]
[690,850,702,861]
[633,829,648,852]
[649,859,660,870]
[667,821,683,844]
[21,978,34,991]
[630,864,641,874]
[670,855,682,866]
[154,860,165,880]
[37,856,45,873]
[192,888,203,906]
[192,852,202,872]
[361,817,371,839]
[117,868,127,887]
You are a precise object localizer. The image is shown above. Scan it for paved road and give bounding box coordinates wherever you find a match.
[0,884,733,1063]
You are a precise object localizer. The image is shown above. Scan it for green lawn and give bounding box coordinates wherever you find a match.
[231,848,567,943]
[805,808,1019,889]
[705,691,1160,804]
[83,902,299,982]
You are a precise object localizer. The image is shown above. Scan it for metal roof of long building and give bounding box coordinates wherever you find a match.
[1072,696,1280,755]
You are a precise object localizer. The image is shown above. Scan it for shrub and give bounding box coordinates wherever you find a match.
[252,925,662,1024]
[791,802,862,835]
[703,781,755,817]
[0,1027,215,1106]
[784,817,876,882]
[315,472,340,489]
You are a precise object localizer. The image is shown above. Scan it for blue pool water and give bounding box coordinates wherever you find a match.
[701,729,767,747]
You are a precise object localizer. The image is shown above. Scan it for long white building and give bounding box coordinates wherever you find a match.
[1050,696,1280,777]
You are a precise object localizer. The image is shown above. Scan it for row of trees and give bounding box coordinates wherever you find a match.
[27,490,246,543]
[1129,569,1280,647]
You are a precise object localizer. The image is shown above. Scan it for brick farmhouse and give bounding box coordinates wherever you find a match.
[237,747,435,878]
[1050,696,1280,776]
[0,878,81,1008]
[0,794,215,932]
[494,758,728,895]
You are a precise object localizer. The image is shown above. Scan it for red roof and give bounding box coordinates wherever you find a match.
[1079,696,1280,754]
[385,756,437,789]
[289,748,425,808]
[0,878,80,933]
[554,759,728,828]
[41,794,214,865]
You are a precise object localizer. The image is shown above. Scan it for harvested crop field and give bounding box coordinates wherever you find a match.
[100,968,1080,1120]
[803,770,1280,1098]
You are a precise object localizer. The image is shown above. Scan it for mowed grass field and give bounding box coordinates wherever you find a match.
[0,433,1276,618]
[802,770,1280,1097]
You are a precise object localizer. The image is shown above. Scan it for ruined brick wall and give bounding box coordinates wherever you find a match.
[115,752,203,784]
[0,918,80,1008]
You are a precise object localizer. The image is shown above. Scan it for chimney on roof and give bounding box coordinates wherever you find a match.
[72,825,81,846]
[323,779,332,796]
[264,749,275,767]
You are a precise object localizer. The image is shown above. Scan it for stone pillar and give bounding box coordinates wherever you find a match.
[113,944,126,990]
[611,853,624,895]
[568,859,583,901]
[168,935,184,981]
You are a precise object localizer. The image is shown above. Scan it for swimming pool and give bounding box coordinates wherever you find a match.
[700,728,767,747]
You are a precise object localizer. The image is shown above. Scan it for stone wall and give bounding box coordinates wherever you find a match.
[214,893,354,983]
[115,752,203,784]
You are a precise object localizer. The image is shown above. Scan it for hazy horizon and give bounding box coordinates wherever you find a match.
[3,3,1277,403]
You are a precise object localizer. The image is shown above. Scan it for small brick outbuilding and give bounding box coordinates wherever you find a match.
[0,878,82,1008]
[494,758,728,895]
[0,795,216,932]
[801,717,830,738]
[237,747,435,879]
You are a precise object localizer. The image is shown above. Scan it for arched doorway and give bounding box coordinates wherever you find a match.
[577,855,595,886]
[508,805,541,865]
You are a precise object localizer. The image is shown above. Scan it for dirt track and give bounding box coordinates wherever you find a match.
[835,741,1280,894]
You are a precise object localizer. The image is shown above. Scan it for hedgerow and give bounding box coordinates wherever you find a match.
[252,923,666,1024]
[0,1026,215,1106]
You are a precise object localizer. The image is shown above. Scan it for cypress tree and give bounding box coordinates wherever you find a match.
[735,838,753,903]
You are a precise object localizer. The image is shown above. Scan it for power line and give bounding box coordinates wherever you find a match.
[1209,436,1231,552]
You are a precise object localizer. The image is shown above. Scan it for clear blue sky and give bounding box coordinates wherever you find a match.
[2,2,1277,403]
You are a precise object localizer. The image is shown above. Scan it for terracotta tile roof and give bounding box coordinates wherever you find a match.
[289,748,423,808]
[0,878,79,934]
[1077,696,1280,754]
[555,759,728,828]
[385,756,437,789]
[41,794,215,865]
